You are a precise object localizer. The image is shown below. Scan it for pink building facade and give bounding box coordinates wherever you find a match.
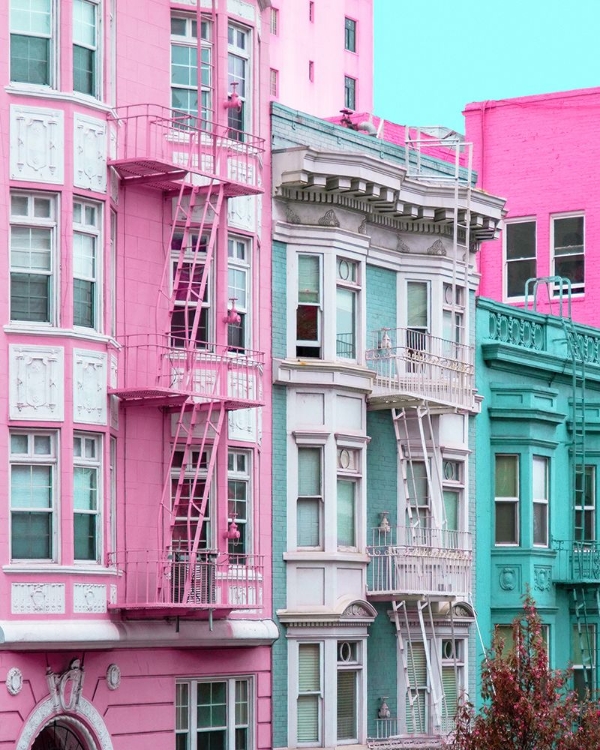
[464,87,600,323]
[269,0,373,118]
[1,1,277,748]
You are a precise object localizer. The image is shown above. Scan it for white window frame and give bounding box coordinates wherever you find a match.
[337,447,361,551]
[109,435,117,556]
[405,459,431,534]
[227,23,251,137]
[10,191,57,326]
[170,229,211,348]
[336,640,362,743]
[171,446,213,552]
[551,212,585,295]
[73,198,101,331]
[442,282,465,348]
[336,257,360,361]
[503,218,536,301]
[495,454,520,546]
[171,13,212,127]
[176,677,253,750]
[9,0,56,88]
[227,449,252,555]
[227,236,251,351]
[441,638,465,732]
[73,0,101,98]
[296,253,323,359]
[442,457,464,541]
[576,465,596,541]
[297,642,323,746]
[10,431,57,562]
[73,432,102,562]
[532,455,549,547]
[269,7,279,35]
[296,446,323,550]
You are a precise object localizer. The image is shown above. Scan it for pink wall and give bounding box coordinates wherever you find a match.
[269,0,374,117]
[465,87,600,324]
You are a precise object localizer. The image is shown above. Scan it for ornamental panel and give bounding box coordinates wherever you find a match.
[73,350,108,424]
[228,195,256,231]
[73,113,107,192]
[10,105,64,183]
[73,583,107,613]
[228,408,257,441]
[11,583,65,614]
[10,345,64,421]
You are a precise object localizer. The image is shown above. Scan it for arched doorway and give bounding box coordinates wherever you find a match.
[32,719,90,750]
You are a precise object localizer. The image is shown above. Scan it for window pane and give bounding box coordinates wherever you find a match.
[443,490,459,532]
[298,256,320,303]
[73,44,94,95]
[495,455,517,497]
[298,448,320,496]
[11,465,51,508]
[197,682,227,729]
[507,258,536,298]
[73,278,94,327]
[296,306,319,343]
[11,34,50,85]
[74,513,96,560]
[495,502,517,544]
[299,644,320,691]
[297,695,319,743]
[407,282,428,328]
[506,222,536,260]
[337,671,357,740]
[336,287,356,358]
[554,216,584,252]
[533,502,548,546]
[12,512,51,559]
[11,0,51,34]
[74,467,97,510]
[73,0,96,47]
[337,480,355,547]
[11,273,50,321]
[533,457,547,499]
[297,498,320,547]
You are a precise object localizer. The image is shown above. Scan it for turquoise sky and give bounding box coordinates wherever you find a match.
[374,0,600,133]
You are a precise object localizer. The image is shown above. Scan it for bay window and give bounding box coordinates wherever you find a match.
[10,0,54,86]
[337,448,360,550]
[337,641,360,742]
[73,433,101,561]
[297,447,323,549]
[298,643,322,744]
[73,199,101,329]
[296,254,322,358]
[73,0,99,96]
[336,258,359,359]
[495,454,519,545]
[532,456,549,547]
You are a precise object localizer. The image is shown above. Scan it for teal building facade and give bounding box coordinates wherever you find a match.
[476,295,600,701]
[270,104,504,749]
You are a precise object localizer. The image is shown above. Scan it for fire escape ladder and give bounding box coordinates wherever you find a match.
[573,586,595,694]
[393,600,426,735]
[419,599,442,731]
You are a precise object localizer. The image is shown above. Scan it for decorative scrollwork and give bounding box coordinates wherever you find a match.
[488,312,544,351]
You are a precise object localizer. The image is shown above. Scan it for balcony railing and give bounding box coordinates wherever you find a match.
[107,550,264,614]
[366,328,475,412]
[111,334,264,408]
[108,104,264,196]
[368,732,446,750]
[553,540,600,583]
[367,525,472,599]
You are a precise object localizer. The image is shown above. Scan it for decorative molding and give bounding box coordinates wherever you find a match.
[73,349,107,424]
[228,194,256,231]
[10,104,64,183]
[396,237,411,253]
[12,583,65,614]
[228,408,256,442]
[342,603,371,618]
[534,565,552,592]
[284,203,301,224]
[10,345,64,420]
[109,584,117,605]
[426,238,447,256]
[317,209,340,227]
[227,0,255,21]
[73,584,107,613]
[73,113,107,192]
[47,659,84,712]
[498,566,518,592]
[358,216,368,234]
[6,668,23,696]
[487,310,545,351]
[106,664,121,691]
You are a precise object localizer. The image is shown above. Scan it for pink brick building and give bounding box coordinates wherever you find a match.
[464,87,600,323]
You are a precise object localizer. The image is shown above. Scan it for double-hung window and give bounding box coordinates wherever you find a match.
[406,281,429,368]
[296,254,322,358]
[228,450,251,554]
[171,14,212,128]
[405,641,428,734]
[344,18,356,52]
[532,456,549,547]
[336,258,359,359]
[297,447,323,549]
[337,641,360,742]
[298,643,322,744]
[575,466,596,541]
[228,237,250,351]
[228,24,249,139]
[337,448,360,549]
[10,0,54,86]
[344,76,356,110]
[505,220,536,299]
[495,454,519,545]
[10,191,56,324]
[73,0,99,97]
[441,639,464,732]
[406,460,430,537]
[73,433,101,561]
[73,199,101,330]
[171,447,212,552]
[171,231,210,347]
[269,7,279,35]
[10,432,56,561]
[176,678,251,750]
[552,214,584,294]
[442,458,463,545]
[572,625,595,699]
[442,283,464,355]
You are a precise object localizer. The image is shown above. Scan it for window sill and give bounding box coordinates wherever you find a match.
[5,84,113,113]
[4,563,118,575]
[4,324,120,348]
[283,551,370,564]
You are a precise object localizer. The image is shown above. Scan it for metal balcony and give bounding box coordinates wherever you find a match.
[108,104,264,196]
[366,525,472,600]
[107,550,264,617]
[368,732,446,750]
[553,540,600,584]
[366,328,476,412]
[110,334,264,409]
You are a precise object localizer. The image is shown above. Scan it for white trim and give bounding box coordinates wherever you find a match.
[16,697,113,750]
[503,216,537,302]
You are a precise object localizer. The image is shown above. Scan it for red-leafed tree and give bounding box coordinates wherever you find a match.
[451,594,600,750]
